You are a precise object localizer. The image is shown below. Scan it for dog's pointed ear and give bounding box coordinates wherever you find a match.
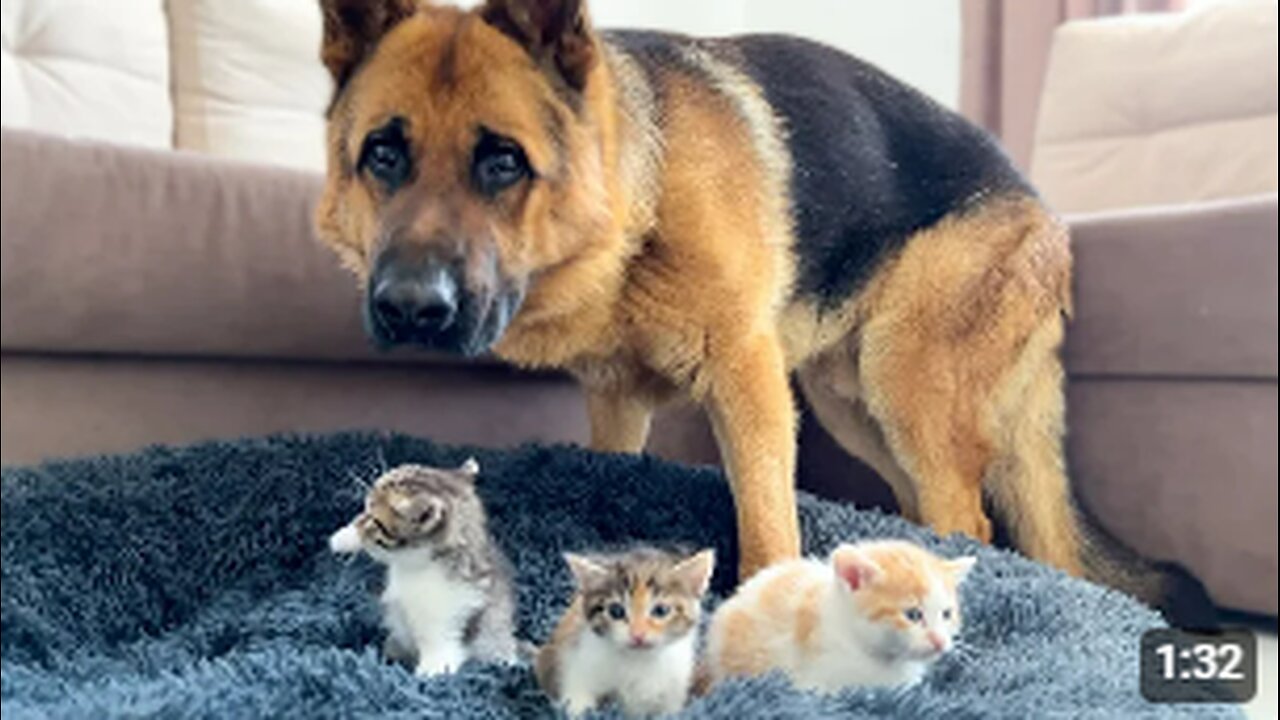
[320,0,418,95]
[480,0,597,91]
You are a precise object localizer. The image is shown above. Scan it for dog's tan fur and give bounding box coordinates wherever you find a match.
[798,196,1080,574]
[315,0,1083,584]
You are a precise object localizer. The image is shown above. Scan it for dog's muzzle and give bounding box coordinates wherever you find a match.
[365,255,523,357]
[371,264,459,340]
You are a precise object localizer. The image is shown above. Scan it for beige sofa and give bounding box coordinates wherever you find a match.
[2,3,1276,616]
[1028,3,1278,617]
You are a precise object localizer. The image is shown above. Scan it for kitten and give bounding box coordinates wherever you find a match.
[706,539,975,692]
[535,547,716,717]
[329,458,517,676]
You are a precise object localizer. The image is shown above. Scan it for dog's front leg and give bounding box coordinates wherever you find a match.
[586,389,653,454]
[704,333,801,580]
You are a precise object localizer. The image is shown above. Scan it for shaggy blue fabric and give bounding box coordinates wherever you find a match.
[1,433,1239,719]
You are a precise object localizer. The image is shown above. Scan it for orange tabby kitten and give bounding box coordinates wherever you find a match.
[706,540,975,691]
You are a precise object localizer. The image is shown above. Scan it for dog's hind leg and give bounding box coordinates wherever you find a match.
[846,195,1077,563]
[857,326,997,545]
[797,350,920,522]
[983,315,1084,574]
[586,389,654,454]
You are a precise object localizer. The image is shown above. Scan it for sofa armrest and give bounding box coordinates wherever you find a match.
[0,129,482,367]
[1063,194,1278,380]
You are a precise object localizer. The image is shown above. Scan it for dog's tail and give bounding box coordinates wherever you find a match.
[1074,504,1219,630]
[986,456,1217,629]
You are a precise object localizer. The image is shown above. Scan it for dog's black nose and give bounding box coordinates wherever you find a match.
[371,265,458,339]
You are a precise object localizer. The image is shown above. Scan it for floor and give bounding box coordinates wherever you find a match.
[1243,631,1276,720]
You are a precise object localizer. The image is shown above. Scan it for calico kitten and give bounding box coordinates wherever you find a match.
[535,547,716,717]
[329,458,517,675]
[706,539,975,691]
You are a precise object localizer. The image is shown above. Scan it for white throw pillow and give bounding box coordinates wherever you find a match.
[1,0,171,148]
[169,0,330,171]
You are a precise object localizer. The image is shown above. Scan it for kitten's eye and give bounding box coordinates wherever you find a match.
[472,132,531,197]
[650,603,671,619]
[903,607,924,623]
[359,121,412,191]
[369,518,397,548]
[606,602,627,621]
[942,608,954,621]
[416,504,438,525]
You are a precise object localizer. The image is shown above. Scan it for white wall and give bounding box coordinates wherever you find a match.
[590,0,961,109]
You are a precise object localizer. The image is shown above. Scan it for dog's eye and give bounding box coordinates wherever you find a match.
[359,122,412,191]
[472,132,531,197]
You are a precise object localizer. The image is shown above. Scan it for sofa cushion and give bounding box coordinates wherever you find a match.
[1032,2,1278,214]
[168,0,330,172]
[1067,377,1277,615]
[0,129,484,367]
[1063,195,1278,380]
[0,0,171,148]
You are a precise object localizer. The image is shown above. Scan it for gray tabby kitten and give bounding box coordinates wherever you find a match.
[329,458,517,675]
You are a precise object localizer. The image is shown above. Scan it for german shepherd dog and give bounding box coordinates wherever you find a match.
[315,0,1210,622]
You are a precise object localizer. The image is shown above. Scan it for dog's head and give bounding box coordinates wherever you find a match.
[315,0,613,356]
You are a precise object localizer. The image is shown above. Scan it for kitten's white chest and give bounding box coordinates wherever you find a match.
[384,561,484,626]
[382,559,485,675]
[800,638,928,691]
[800,599,931,691]
[561,633,695,716]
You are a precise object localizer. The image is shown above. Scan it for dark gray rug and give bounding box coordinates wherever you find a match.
[1,433,1238,718]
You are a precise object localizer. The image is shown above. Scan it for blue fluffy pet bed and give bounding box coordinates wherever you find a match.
[0,433,1240,718]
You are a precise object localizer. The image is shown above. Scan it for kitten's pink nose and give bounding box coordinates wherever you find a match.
[927,631,947,652]
[630,633,650,648]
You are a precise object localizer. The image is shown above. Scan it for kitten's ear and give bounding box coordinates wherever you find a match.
[564,553,609,588]
[392,494,443,525]
[320,0,417,95]
[671,549,716,597]
[479,0,597,91]
[946,556,977,583]
[831,545,883,592]
[457,457,480,478]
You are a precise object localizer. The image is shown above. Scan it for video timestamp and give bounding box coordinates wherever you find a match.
[1140,628,1257,703]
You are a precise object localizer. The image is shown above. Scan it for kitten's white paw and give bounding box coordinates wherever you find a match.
[413,657,456,677]
[561,693,597,717]
[620,690,686,718]
[414,646,467,677]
